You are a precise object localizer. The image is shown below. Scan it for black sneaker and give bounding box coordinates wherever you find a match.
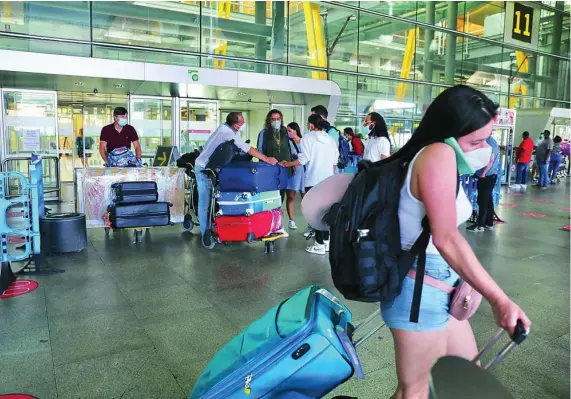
[484,225,494,230]
[466,224,484,232]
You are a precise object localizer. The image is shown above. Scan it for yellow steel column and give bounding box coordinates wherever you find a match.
[510,50,529,108]
[214,1,231,70]
[303,2,320,79]
[310,3,327,79]
[396,28,418,101]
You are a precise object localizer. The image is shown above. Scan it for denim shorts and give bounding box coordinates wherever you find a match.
[381,254,459,332]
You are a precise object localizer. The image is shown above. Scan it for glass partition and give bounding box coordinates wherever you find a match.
[180,99,218,154]
[129,96,173,158]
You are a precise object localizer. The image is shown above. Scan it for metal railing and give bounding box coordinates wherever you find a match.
[1,155,61,200]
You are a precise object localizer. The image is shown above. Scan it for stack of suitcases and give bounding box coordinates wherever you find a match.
[106,181,172,230]
[213,162,289,243]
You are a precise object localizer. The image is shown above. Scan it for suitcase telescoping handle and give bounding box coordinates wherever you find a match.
[473,320,529,370]
[352,309,385,348]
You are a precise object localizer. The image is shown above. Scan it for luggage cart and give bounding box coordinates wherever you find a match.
[200,168,285,253]
[179,161,200,232]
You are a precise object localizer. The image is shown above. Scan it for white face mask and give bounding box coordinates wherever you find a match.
[271,120,281,130]
[464,147,492,171]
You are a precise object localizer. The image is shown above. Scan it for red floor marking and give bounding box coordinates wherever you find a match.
[0,394,38,399]
[499,203,520,208]
[7,236,26,244]
[560,207,571,212]
[506,192,523,196]
[0,280,39,298]
[521,212,548,218]
[532,199,553,204]
[493,220,507,225]
[562,225,571,232]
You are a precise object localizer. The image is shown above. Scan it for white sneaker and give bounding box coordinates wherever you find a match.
[288,220,297,229]
[520,184,527,191]
[324,239,330,252]
[305,243,326,255]
[509,184,521,190]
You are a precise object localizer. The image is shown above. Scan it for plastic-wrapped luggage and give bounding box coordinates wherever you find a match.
[214,209,283,242]
[111,181,158,204]
[107,202,171,229]
[216,190,281,216]
[189,286,365,399]
[217,162,288,193]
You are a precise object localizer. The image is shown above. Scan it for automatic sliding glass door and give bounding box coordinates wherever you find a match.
[130,96,173,164]
[1,89,60,199]
[180,99,218,155]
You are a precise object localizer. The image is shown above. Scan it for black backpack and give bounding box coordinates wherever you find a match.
[325,157,459,322]
[205,140,245,171]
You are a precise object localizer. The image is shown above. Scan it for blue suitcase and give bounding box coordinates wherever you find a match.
[215,190,282,216]
[189,286,375,399]
[217,162,288,193]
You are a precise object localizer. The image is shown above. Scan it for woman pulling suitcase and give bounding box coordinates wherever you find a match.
[302,85,531,399]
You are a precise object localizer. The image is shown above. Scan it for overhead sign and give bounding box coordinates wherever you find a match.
[504,2,540,49]
[152,146,180,167]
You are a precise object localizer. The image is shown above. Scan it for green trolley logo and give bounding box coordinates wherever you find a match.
[188,69,199,82]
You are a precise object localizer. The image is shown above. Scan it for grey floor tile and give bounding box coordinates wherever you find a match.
[49,308,153,366]
[125,284,214,320]
[0,284,48,334]
[109,263,190,294]
[55,347,185,399]
[0,327,55,393]
[141,308,240,367]
[45,278,130,318]
[326,366,397,398]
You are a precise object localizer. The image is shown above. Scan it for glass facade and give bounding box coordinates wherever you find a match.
[0,0,569,135]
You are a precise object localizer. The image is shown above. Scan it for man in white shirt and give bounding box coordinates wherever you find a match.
[195,112,278,248]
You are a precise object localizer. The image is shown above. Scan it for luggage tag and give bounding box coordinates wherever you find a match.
[335,326,365,380]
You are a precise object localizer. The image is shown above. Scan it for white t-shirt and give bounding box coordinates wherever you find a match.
[399,148,472,255]
[364,136,391,163]
[297,130,339,187]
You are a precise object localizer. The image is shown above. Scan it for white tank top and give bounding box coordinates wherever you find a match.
[399,148,472,255]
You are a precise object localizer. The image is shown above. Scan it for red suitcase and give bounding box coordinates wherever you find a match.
[214,209,283,242]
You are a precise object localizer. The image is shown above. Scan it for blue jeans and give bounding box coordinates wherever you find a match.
[194,164,213,236]
[549,153,563,183]
[538,161,549,187]
[515,162,529,184]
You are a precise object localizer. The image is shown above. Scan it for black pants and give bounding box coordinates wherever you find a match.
[305,186,330,244]
[477,174,497,227]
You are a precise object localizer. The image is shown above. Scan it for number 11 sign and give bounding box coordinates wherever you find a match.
[504,2,540,50]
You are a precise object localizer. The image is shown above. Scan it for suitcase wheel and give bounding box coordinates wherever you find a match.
[246,232,256,244]
[250,167,257,174]
[182,214,194,231]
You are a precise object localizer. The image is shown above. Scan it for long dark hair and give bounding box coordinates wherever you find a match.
[287,122,302,139]
[308,114,331,131]
[382,85,498,164]
[264,109,284,132]
[368,112,391,145]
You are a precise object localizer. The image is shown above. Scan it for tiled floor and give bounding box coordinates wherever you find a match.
[1,182,569,399]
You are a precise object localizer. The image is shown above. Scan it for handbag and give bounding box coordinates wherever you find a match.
[407,270,483,321]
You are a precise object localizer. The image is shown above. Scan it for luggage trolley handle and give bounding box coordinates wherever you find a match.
[473,320,529,370]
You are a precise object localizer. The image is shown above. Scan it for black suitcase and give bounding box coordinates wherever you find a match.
[112,181,159,204]
[107,202,171,229]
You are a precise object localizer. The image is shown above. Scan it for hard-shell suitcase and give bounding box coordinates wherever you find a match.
[107,202,171,229]
[216,190,281,216]
[111,181,158,204]
[189,286,379,399]
[214,209,283,242]
[217,162,288,193]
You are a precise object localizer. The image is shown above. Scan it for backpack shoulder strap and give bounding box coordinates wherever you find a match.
[409,172,460,323]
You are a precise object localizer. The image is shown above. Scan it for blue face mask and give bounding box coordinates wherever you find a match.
[360,125,371,135]
[118,118,128,127]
